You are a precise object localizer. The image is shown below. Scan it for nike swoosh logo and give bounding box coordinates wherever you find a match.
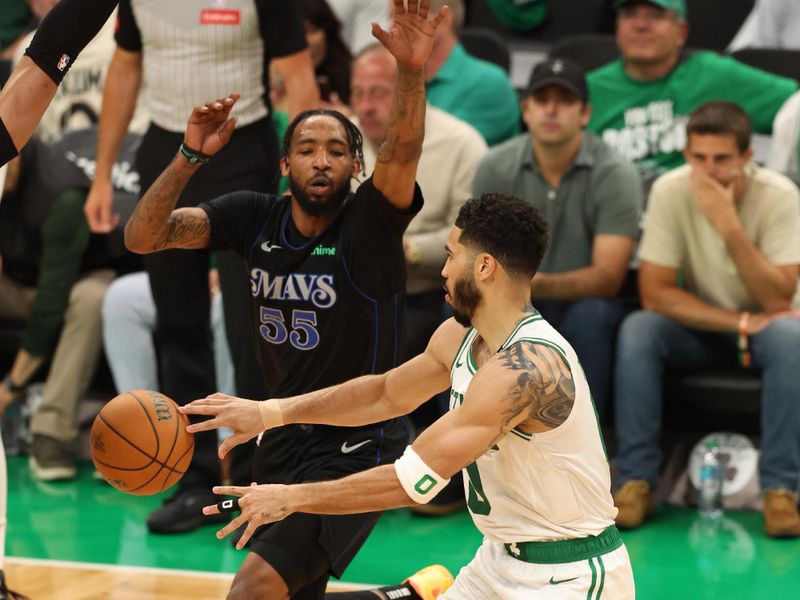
[549,576,579,585]
[260,241,282,253]
[455,358,465,368]
[341,440,372,454]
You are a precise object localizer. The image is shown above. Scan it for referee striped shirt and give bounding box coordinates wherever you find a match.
[116,0,307,132]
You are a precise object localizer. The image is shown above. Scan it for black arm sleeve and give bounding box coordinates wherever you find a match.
[114,0,142,52]
[200,191,277,257]
[255,0,308,59]
[0,116,18,167]
[23,0,119,84]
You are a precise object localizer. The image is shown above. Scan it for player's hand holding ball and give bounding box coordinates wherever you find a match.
[181,393,277,459]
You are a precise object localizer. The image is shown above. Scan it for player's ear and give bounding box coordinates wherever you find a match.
[280,156,290,177]
[476,253,496,281]
[351,157,362,177]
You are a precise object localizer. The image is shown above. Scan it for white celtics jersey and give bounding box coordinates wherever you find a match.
[450,313,617,542]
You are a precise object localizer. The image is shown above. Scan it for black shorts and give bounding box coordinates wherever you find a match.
[248,417,409,594]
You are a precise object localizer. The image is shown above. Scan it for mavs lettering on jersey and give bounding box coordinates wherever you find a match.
[250,269,338,352]
[250,269,337,309]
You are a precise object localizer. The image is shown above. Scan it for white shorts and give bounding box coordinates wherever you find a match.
[441,537,635,600]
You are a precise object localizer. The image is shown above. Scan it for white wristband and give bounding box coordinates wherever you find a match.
[394,445,450,504]
[258,399,284,430]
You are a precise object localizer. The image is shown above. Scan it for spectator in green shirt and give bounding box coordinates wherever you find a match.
[473,58,642,418]
[587,0,798,178]
[424,0,520,146]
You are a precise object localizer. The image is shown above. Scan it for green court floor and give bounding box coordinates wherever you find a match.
[7,458,800,598]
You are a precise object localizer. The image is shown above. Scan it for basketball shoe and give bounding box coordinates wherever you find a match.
[0,569,30,600]
[405,565,454,600]
[29,434,77,481]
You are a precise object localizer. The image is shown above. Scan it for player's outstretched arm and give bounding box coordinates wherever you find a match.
[182,318,467,458]
[0,0,120,167]
[370,0,448,209]
[201,338,577,549]
[125,94,240,254]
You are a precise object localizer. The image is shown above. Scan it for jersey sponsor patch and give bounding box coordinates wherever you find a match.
[200,9,241,25]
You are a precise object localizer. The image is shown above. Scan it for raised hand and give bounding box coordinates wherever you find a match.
[372,0,449,67]
[183,93,240,157]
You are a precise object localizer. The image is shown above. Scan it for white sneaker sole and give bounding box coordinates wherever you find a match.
[29,456,77,481]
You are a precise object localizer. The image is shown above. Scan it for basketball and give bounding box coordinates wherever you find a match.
[90,389,194,496]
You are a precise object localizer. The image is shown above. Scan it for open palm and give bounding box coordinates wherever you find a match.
[373,0,449,67]
[184,93,240,156]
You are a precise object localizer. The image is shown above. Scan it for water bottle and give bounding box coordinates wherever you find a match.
[698,439,724,519]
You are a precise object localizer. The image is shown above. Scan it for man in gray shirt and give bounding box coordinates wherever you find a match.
[472,58,642,418]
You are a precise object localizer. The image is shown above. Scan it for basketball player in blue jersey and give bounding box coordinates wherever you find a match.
[124,2,449,598]
[0,0,119,169]
[184,192,637,599]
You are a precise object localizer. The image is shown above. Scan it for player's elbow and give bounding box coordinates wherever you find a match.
[123,225,151,254]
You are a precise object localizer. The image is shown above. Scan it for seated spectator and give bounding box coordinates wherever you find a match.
[728,0,800,51]
[767,89,800,177]
[484,0,547,32]
[473,58,642,418]
[0,128,139,480]
[101,270,234,397]
[613,101,800,538]
[424,0,520,145]
[327,0,390,55]
[588,0,798,179]
[298,0,353,105]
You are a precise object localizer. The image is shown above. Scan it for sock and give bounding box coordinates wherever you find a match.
[325,584,421,600]
[24,0,119,84]
[0,116,18,167]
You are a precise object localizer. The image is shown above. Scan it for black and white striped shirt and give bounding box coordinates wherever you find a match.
[116,0,306,132]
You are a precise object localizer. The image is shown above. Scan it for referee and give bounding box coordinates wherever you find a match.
[83,0,319,534]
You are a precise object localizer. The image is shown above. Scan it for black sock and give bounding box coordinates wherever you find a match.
[0,115,19,166]
[24,0,119,84]
[325,584,421,600]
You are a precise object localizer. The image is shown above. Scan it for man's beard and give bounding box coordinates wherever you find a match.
[450,272,483,328]
[290,175,351,218]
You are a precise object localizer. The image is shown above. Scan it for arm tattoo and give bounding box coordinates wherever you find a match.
[377,64,424,165]
[128,158,205,250]
[159,211,210,249]
[497,342,575,433]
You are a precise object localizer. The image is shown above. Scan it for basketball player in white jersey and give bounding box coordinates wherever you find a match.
[184,193,636,599]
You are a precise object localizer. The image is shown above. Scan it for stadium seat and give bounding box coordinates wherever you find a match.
[461,27,511,73]
[548,34,619,73]
[729,47,800,83]
[686,0,754,51]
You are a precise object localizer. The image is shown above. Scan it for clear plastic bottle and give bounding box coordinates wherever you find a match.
[698,439,724,519]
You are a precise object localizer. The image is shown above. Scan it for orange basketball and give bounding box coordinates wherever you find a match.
[90,389,194,496]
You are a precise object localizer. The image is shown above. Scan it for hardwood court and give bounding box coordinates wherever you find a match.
[5,558,365,599]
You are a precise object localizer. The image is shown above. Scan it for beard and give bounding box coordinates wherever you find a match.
[449,272,483,328]
[290,175,352,218]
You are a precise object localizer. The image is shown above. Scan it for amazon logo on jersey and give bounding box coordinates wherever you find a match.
[250,269,337,309]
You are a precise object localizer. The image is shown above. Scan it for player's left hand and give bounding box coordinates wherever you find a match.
[372,0,449,68]
[204,483,294,550]
[180,392,264,458]
[184,93,240,157]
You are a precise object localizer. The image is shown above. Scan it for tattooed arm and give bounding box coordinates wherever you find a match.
[409,340,576,480]
[370,0,448,209]
[124,93,240,254]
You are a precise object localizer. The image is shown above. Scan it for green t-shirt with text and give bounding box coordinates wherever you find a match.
[587,51,798,176]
